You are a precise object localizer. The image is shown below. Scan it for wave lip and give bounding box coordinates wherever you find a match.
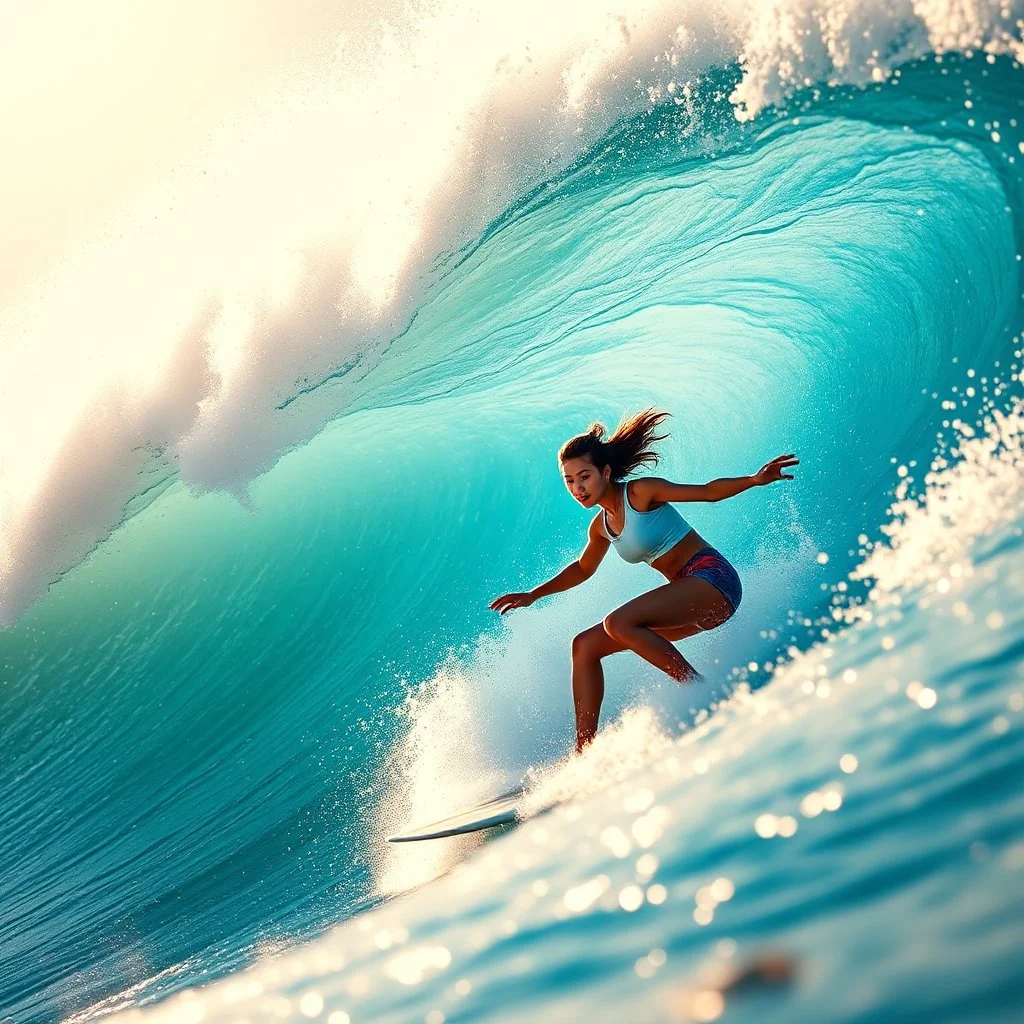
[4,0,1024,624]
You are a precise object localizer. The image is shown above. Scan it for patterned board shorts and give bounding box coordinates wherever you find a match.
[671,546,742,617]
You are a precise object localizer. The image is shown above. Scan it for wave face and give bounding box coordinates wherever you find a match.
[1,3,1023,1021]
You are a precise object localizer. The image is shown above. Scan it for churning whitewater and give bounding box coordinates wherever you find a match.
[1,2,1023,1022]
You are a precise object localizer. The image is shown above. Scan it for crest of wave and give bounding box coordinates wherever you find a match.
[3,0,1024,624]
[847,397,1024,616]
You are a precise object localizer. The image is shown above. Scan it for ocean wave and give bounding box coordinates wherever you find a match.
[3,5,1024,1020]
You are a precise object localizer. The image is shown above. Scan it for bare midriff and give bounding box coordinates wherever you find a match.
[650,528,709,581]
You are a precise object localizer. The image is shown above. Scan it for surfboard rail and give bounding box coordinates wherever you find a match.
[387,785,525,843]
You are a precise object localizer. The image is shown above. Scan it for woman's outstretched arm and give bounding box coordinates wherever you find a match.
[490,515,610,614]
[638,453,799,504]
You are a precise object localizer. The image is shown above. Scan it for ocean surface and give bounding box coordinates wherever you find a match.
[1,3,1023,1022]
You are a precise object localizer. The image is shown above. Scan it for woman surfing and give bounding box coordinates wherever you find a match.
[490,408,797,751]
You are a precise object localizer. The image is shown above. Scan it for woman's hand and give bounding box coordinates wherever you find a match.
[754,453,799,486]
[490,592,536,615]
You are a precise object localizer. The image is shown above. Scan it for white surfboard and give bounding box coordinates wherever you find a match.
[387,785,526,843]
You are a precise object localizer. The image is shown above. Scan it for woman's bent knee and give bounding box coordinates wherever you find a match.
[571,630,595,658]
[602,611,629,642]
[572,626,609,659]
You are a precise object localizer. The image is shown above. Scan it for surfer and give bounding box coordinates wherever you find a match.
[490,408,797,752]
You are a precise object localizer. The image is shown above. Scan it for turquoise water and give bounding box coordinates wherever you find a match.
[2,47,1023,1024]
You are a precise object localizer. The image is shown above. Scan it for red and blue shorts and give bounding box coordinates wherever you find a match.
[671,547,742,617]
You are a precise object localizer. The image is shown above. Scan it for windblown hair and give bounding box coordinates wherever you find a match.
[558,407,671,481]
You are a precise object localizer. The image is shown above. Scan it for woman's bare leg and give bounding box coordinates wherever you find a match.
[571,621,703,752]
[602,578,733,684]
[570,626,619,752]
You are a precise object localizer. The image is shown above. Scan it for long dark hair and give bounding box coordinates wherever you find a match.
[559,407,671,481]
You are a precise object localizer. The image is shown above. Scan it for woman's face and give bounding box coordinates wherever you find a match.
[561,456,611,508]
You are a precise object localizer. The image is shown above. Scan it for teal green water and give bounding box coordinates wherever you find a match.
[2,52,1023,1022]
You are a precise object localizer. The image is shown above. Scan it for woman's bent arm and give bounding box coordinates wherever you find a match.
[490,515,610,615]
[530,561,592,601]
[490,560,590,615]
